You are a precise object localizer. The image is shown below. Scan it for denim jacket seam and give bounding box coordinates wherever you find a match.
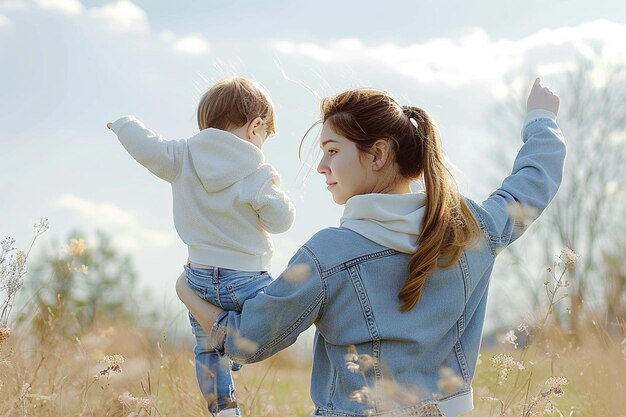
[348,265,382,342]
[437,387,472,402]
[454,331,470,382]
[301,245,329,321]
[314,248,399,279]
[244,291,324,363]
[466,199,498,257]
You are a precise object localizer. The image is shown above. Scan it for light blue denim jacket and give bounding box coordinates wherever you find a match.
[210,112,566,417]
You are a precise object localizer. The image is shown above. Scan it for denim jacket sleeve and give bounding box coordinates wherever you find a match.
[473,110,566,253]
[210,246,325,363]
[111,116,185,183]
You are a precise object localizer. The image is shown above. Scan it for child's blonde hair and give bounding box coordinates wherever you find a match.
[197,77,276,135]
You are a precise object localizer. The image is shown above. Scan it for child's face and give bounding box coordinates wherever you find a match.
[317,122,377,205]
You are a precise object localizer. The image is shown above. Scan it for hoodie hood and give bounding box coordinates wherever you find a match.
[187,128,265,192]
[340,193,426,253]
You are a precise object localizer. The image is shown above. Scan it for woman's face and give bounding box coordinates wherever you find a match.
[317,122,377,204]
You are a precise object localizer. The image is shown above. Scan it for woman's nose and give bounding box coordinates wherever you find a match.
[317,158,328,175]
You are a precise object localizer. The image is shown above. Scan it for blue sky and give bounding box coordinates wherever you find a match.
[1,0,625,326]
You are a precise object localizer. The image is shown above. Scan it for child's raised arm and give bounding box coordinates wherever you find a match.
[107,116,185,183]
[472,78,566,252]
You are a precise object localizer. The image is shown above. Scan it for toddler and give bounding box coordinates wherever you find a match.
[107,77,295,417]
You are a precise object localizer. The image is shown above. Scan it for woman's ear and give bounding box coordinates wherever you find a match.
[246,117,264,140]
[371,139,391,171]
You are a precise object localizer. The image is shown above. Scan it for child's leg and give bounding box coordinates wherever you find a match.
[185,265,241,416]
[216,269,273,374]
[189,313,239,415]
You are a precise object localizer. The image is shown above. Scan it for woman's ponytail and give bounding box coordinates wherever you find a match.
[398,107,480,312]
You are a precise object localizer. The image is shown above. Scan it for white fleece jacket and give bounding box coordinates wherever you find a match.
[111,116,295,271]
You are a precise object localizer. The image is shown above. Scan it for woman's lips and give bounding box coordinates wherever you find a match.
[326,182,337,190]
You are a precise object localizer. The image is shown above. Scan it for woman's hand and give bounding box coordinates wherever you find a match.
[527,78,560,115]
[176,271,224,334]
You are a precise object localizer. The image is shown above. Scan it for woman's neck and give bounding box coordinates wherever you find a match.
[375,176,412,195]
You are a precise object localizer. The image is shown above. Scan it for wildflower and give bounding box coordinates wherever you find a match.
[80,264,89,275]
[560,247,580,266]
[69,238,86,258]
[556,279,570,288]
[500,330,518,349]
[349,386,374,407]
[99,354,125,375]
[518,323,529,335]
[346,361,360,373]
[282,263,311,283]
[437,367,464,395]
[491,354,524,385]
[344,352,359,363]
[543,376,568,398]
[1,237,15,252]
[358,354,376,372]
[34,218,49,235]
[119,391,151,409]
[506,202,539,228]
[102,354,125,367]
[14,250,27,271]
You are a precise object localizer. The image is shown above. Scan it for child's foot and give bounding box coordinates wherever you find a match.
[216,408,241,417]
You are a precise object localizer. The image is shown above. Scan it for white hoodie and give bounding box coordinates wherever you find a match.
[340,192,426,253]
[111,116,295,271]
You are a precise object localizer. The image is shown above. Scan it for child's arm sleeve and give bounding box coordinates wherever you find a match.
[210,247,324,364]
[252,173,296,234]
[475,110,566,252]
[110,116,185,183]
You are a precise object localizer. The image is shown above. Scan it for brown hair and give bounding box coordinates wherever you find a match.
[197,77,276,135]
[320,89,480,312]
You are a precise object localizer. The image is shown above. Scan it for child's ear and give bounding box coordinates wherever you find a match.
[246,117,264,140]
[371,139,390,171]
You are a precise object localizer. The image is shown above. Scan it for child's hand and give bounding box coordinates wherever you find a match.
[527,78,559,115]
[106,122,112,129]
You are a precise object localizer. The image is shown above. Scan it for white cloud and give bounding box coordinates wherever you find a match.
[53,194,176,251]
[35,0,84,15]
[161,30,210,55]
[272,20,626,90]
[0,1,30,10]
[0,12,10,27]
[89,0,148,33]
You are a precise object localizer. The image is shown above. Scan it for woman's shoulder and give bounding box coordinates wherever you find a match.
[299,227,398,271]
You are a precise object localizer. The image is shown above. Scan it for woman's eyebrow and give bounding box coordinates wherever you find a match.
[320,139,339,147]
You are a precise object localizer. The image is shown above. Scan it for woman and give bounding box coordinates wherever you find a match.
[176,78,564,416]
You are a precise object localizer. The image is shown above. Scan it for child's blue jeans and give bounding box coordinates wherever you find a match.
[184,263,272,416]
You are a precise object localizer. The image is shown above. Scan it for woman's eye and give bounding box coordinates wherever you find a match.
[327,149,337,155]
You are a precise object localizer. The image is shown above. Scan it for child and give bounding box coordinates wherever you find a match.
[107,77,296,417]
